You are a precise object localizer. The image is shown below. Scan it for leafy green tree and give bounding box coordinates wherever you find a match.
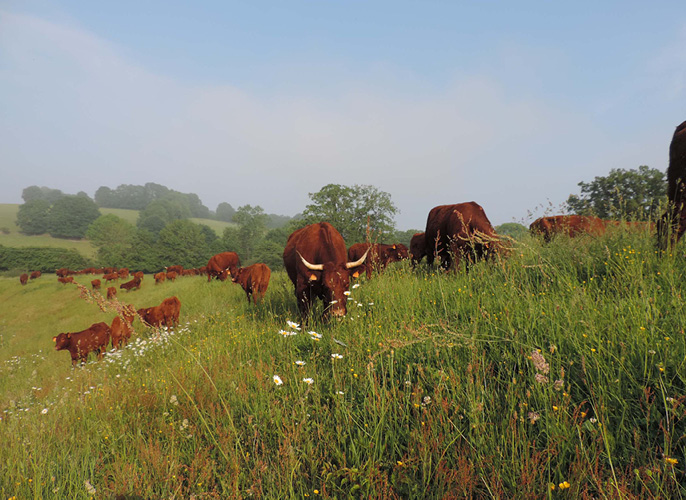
[16,199,51,235]
[127,229,163,273]
[216,202,236,222]
[198,224,219,245]
[86,215,135,267]
[157,220,211,269]
[47,196,101,239]
[233,205,269,262]
[393,229,421,247]
[302,184,398,243]
[566,166,666,220]
[22,185,64,204]
[495,223,528,240]
[137,198,191,235]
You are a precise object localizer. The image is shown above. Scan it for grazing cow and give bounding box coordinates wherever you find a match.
[166,271,177,282]
[348,243,409,279]
[165,265,184,275]
[118,268,129,279]
[424,202,501,271]
[410,232,426,268]
[58,276,74,285]
[154,272,166,284]
[120,276,142,292]
[53,322,111,367]
[103,272,119,284]
[133,271,144,280]
[107,287,117,299]
[20,273,28,285]
[137,296,181,328]
[199,266,208,276]
[658,121,686,250]
[55,268,69,278]
[529,215,607,242]
[283,222,369,320]
[91,279,101,290]
[231,263,271,304]
[30,271,41,279]
[110,305,135,350]
[207,252,241,281]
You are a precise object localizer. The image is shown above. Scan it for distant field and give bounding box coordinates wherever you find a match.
[189,217,235,235]
[99,207,139,225]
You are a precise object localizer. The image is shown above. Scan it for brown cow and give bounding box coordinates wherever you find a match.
[58,276,74,285]
[20,273,28,285]
[166,271,177,282]
[107,287,117,299]
[111,305,136,349]
[137,296,181,328]
[207,252,241,281]
[55,268,69,277]
[424,202,501,271]
[53,322,111,367]
[120,277,142,292]
[410,232,426,268]
[231,263,271,304]
[165,265,184,275]
[348,243,409,279]
[154,272,166,284]
[133,271,144,280]
[118,268,129,279]
[91,279,101,290]
[283,222,369,320]
[30,271,41,279]
[529,215,606,242]
[103,272,119,284]
[658,120,686,250]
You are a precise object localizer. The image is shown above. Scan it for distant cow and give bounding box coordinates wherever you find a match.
[658,120,686,250]
[348,243,409,279]
[207,252,240,281]
[103,272,119,284]
[30,271,41,280]
[55,268,70,278]
[111,305,135,350]
[410,232,426,268]
[165,265,184,275]
[120,277,142,292]
[133,271,144,280]
[166,271,177,282]
[20,273,28,285]
[424,202,501,271]
[91,279,101,290]
[137,296,181,328]
[283,222,368,320]
[529,215,606,242]
[58,276,74,285]
[53,322,111,367]
[118,268,129,279]
[107,287,117,299]
[154,272,166,284]
[231,263,271,304]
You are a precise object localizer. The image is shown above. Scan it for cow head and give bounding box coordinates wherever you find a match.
[230,268,244,284]
[298,249,369,318]
[53,333,71,350]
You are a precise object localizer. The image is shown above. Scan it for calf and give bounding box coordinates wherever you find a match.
[154,272,166,284]
[410,232,426,268]
[30,271,41,279]
[91,279,101,290]
[111,305,135,349]
[103,272,119,284]
[231,263,271,304]
[106,287,117,299]
[120,276,142,292]
[133,271,144,280]
[137,296,181,328]
[118,268,129,279]
[53,322,111,366]
[166,271,177,282]
[20,273,28,285]
[58,276,74,285]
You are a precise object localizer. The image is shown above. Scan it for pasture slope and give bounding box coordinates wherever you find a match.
[1,226,685,499]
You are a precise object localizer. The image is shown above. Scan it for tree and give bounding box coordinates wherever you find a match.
[233,205,269,262]
[137,198,191,235]
[302,184,398,243]
[86,215,135,267]
[566,166,666,220]
[495,223,528,240]
[157,220,211,268]
[16,199,51,235]
[216,202,236,222]
[22,185,64,204]
[47,196,101,239]
[393,229,422,248]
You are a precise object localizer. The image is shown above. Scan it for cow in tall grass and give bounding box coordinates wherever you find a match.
[53,322,111,367]
[658,120,686,250]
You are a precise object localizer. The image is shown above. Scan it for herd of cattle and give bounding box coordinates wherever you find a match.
[15,120,686,366]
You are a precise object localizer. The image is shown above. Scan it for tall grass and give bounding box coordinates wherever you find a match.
[0,226,685,498]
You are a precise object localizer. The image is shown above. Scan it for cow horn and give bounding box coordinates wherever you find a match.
[297,251,324,271]
[346,248,370,269]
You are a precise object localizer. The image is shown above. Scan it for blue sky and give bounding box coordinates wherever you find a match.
[1,1,684,229]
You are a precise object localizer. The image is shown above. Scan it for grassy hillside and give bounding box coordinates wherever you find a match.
[1,228,685,498]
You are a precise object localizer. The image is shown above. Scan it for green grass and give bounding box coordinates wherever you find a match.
[189,217,237,235]
[1,228,685,498]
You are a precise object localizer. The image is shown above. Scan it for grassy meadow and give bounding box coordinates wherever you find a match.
[1,226,685,499]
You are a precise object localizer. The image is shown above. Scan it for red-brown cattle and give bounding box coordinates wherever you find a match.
[133,271,144,280]
[30,271,41,279]
[137,296,181,328]
[91,279,101,290]
[658,121,686,250]
[154,272,166,284]
[199,266,208,276]
[231,263,271,304]
[55,268,70,277]
[107,287,117,299]
[207,252,240,281]
[283,222,368,320]
[424,202,501,271]
[166,271,177,282]
[165,265,184,275]
[103,272,119,284]
[529,215,607,242]
[20,273,28,285]
[348,243,409,279]
[120,277,142,292]
[410,232,426,268]
[111,305,135,349]
[53,322,111,367]
[118,268,129,279]
[102,267,117,274]
[58,276,74,285]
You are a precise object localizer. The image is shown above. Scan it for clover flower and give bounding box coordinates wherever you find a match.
[531,350,549,374]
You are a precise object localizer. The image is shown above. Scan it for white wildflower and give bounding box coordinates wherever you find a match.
[337,391,344,395]
[352,283,360,289]
[279,330,297,337]
[286,321,301,331]
[41,408,48,415]
[273,375,283,386]
[295,360,306,367]
[331,353,343,360]
[169,395,178,405]
[423,396,432,406]
[84,479,96,495]
[344,291,351,296]
[303,378,314,385]
[309,332,322,340]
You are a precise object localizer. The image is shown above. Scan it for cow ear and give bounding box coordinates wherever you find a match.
[309,273,318,281]
[352,271,360,278]
[392,244,396,249]
[67,333,71,339]
[52,336,57,342]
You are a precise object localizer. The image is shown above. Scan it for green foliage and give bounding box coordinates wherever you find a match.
[95,182,210,218]
[21,185,64,204]
[302,184,398,243]
[393,228,421,247]
[137,198,191,235]
[495,222,528,240]
[47,196,101,239]
[127,229,163,273]
[233,205,269,262]
[0,245,91,272]
[566,165,666,220]
[86,214,136,267]
[157,219,212,269]
[215,202,236,222]
[16,199,51,235]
